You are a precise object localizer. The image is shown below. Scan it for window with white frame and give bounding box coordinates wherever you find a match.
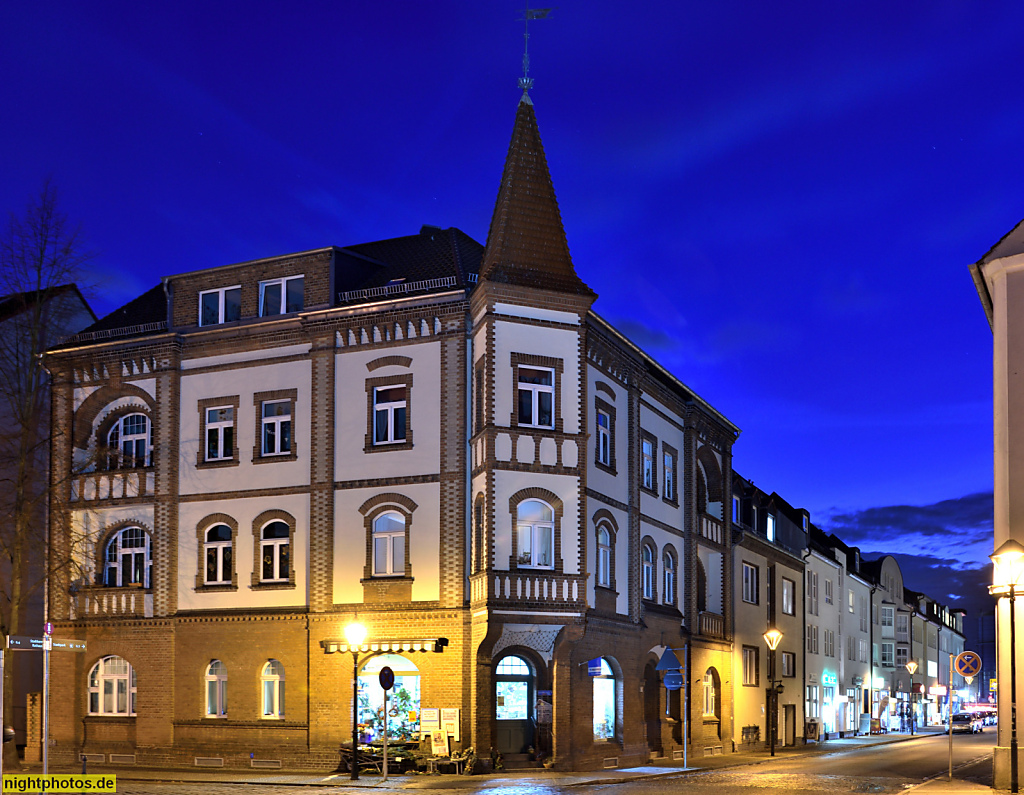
[106,413,152,469]
[261,400,292,456]
[642,543,655,600]
[807,571,819,615]
[702,671,716,716]
[782,577,795,615]
[261,660,285,718]
[896,646,909,667]
[372,511,406,576]
[824,629,835,657]
[663,550,676,605]
[824,578,833,605]
[859,596,868,632]
[663,449,676,501]
[373,386,408,444]
[205,406,234,461]
[199,285,241,326]
[742,646,759,686]
[204,524,232,585]
[260,521,290,582]
[807,624,819,654]
[104,526,152,588]
[641,438,655,491]
[596,409,611,466]
[847,634,856,661]
[88,655,136,716]
[881,642,895,667]
[742,562,759,604]
[848,588,855,613]
[205,660,227,717]
[597,525,612,587]
[881,605,894,628]
[805,685,820,718]
[781,651,796,677]
[858,639,868,662]
[259,275,304,316]
[896,613,909,639]
[766,512,775,542]
[516,500,553,569]
[517,367,554,428]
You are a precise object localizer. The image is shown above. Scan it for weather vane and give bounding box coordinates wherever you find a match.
[519,3,554,91]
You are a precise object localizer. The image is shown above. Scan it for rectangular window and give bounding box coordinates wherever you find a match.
[882,606,894,628]
[881,642,894,666]
[199,285,241,326]
[732,496,740,523]
[766,513,775,542]
[807,625,819,654]
[374,386,408,444]
[259,275,304,316]
[742,646,759,686]
[742,562,759,604]
[824,629,835,657]
[261,400,292,456]
[663,450,676,501]
[781,651,796,677]
[859,597,868,632]
[824,578,833,605]
[641,437,655,491]
[847,634,855,661]
[896,646,909,667]
[597,409,611,465]
[205,406,234,461]
[858,639,868,663]
[896,613,910,640]
[805,685,819,719]
[781,577,795,615]
[807,571,819,615]
[518,367,554,428]
[848,588,855,613]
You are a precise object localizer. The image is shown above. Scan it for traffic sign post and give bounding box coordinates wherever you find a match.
[949,650,983,780]
[379,666,394,782]
[955,651,982,679]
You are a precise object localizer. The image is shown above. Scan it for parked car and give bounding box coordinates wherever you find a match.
[951,713,983,734]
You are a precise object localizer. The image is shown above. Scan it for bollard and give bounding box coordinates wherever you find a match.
[81,754,87,774]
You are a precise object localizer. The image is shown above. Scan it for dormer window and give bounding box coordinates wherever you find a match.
[259,276,304,317]
[200,286,241,326]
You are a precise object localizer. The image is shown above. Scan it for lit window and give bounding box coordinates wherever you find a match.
[518,367,554,428]
[642,439,654,490]
[781,651,796,677]
[205,406,234,461]
[261,660,285,718]
[642,543,655,600]
[782,577,795,615]
[107,413,152,469]
[260,521,290,582]
[742,562,759,604]
[204,524,232,585]
[261,400,292,456]
[259,276,304,316]
[373,386,407,444]
[597,526,612,587]
[592,658,616,740]
[663,551,675,605]
[88,656,136,716]
[824,578,833,605]
[372,511,406,576]
[104,527,151,588]
[205,660,227,717]
[742,647,758,686]
[596,410,611,465]
[516,500,553,569]
[702,671,716,716]
[199,285,241,326]
[766,513,776,542]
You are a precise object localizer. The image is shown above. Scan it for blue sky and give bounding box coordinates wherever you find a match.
[3,1,1017,627]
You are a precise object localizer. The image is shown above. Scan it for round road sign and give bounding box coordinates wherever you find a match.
[955,651,982,678]
[379,665,395,691]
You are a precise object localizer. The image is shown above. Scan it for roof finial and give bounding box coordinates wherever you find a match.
[519,4,554,93]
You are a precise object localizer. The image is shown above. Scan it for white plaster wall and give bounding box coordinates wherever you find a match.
[492,470,580,574]
[177,492,310,611]
[178,358,312,495]
[332,483,441,604]
[334,342,441,482]
[181,344,310,371]
[493,302,580,326]
[73,385,102,413]
[492,320,581,434]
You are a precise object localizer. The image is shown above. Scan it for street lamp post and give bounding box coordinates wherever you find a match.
[906,661,918,736]
[764,627,784,757]
[345,622,368,781]
[991,539,1024,794]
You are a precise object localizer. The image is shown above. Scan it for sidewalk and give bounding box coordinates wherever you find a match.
[12,727,992,790]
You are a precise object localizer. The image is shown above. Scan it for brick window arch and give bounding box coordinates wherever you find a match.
[508,488,563,572]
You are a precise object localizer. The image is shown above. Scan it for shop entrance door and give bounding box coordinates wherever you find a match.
[495,655,534,754]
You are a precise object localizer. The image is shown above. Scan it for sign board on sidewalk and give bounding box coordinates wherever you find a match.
[430,730,450,757]
[441,708,460,740]
[7,636,86,652]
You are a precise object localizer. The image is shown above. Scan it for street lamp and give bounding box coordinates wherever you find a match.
[764,627,784,757]
[906,661,918,735]
[991,539,1024,794]
[345,622,368,781]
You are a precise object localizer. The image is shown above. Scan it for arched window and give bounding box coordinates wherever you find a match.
[107,413,152,469]
[642,543,655,600]
[358,654,421,741]
[261,660,285,718]
[204,524,232,585]
[372,511,405,576]
[205,660,227,717]
[88,655,136,716]
[516,499,553,569]
[703,669,716,716]
[593,657,617,740]
[260,521,289,582]
[104,527,151,588]
[663,549,676,606]
[597,525,612,587]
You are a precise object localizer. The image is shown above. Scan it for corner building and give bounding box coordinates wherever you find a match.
[44,91,738,771]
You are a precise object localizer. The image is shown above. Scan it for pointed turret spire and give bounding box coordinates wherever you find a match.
[479,95,594,296]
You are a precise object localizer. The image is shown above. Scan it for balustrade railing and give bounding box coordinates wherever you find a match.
[699,611,725,638]
[71,587,153,619]
[470,571,584,605]
[70,469,154,502]
[701,515,723,544]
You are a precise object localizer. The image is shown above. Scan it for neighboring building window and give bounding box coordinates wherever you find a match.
[732,496,740,523]
[859,597,869,632]
[103,526,152,588]
[205,406,234,461]
[372,511,406,576]
[663,549,676,606]
[663,448,676,502]
[742,646,759,686]
[597,525,612,588]
[596,409,611,466]
[896,646,909,667]
[881,642,895,667]
[807,571,819,615]
[199,285,241,326]
[807,624,819,654]
[824,629,835,657]
[806,685,820,719]
[259,275,304,316]
[766,513,776,542]
[517,367,554,428]
[106,413,152,469]
[824,578,833,605]
[516,499,553,569]
[373,386,408,444]
[261,400,292,456]
[260,521,290,582]
[849,588,855,613]
[592,658,617,741]
[882,606,895,628]
[205,660,227,717]
[896,613,910,638]
[802,515,809,531]
[204,524,232,585]
[642,543,655,600]
[261,660,285,718]
[641,436,655,492]
[847,635,856,661]
[87,656,136,716]
[859,639,868,663]
[781,651,796,677]
[781,577,795,615]
[742,562,759,604]
[702,671,716,716]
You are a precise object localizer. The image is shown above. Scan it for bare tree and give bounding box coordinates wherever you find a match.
[0,179,95,759]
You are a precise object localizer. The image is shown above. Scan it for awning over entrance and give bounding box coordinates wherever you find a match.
[319,638,447,654]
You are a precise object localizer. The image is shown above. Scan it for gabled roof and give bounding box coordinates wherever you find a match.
[0,284,93,325]
[479,94,594,297]
[971,217,1024,329]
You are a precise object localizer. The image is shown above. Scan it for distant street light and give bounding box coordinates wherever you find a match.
[991,539,1024,794]
[906,660,919,735]
[345,622,368,781]
[764,627,784,757]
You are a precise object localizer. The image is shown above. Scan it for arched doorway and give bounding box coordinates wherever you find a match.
[495,654,535,754]
[357,654,421,742]
[643,662,662,755]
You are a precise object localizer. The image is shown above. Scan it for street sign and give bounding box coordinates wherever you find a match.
[6,636,86,652]
[43,622,53,636]
[954,651,982,678]
[379,666,395,691]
